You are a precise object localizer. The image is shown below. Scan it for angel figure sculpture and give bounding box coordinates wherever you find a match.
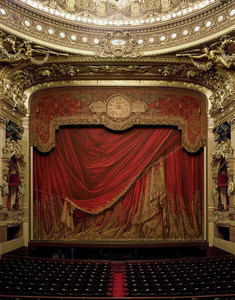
[0,32,68,65]
[177,36,235,70]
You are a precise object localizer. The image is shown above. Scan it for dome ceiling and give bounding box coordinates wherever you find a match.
[17,0,218,25]
[0,0,234,57]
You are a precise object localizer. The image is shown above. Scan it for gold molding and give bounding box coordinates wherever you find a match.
[25,79,212,112]
[29,85,207,153]
[0,0,234,56]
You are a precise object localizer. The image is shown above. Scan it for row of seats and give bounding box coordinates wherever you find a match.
[0,256,112,297]
[0,255,234,298]
[124,256,235,297]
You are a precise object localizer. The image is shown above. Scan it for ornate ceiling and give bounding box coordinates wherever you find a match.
[0,0,234,56]
[0,0,234,130]
[16,0,220,23]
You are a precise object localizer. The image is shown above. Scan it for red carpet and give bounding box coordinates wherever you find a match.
[112,273,124,297]
[111,263,125,297]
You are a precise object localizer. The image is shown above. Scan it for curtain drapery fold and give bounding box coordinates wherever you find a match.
[33,126,203,240]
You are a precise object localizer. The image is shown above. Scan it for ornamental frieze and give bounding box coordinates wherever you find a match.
[0,0,234,57]
[90,95,148,121]
[97,31,139,58]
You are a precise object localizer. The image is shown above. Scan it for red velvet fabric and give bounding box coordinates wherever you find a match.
[165,141,204,217]
[34,127,203,230]
[8,174,20,186]
[217,174,228,187]
[34,127,180,214]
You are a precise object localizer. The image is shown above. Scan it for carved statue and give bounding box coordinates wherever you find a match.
[212,140,234,164]
[177,36,235,70]
[0,30,68,65]
[3,138,24,160]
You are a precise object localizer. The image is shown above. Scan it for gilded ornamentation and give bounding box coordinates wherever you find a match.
[212,140,234,164]
[97,31,138,58]
[7,210,24,224]
[106,95,132,121]
[211,130,234,209]
[214,210,230,224]
[1,134,26,210]
[0,30,68,65]
[227,176,234,196]
[0,78,27,109]
[27,0,195,22]
[0,1,234,57]
[90,96,147,121]
[215,101,235,126]
[0,114,8,125]
[2,138,24,160]
[177,36,235,70]
[87,65,152,73]
[30,87,207,153]
[0,175,8,197]
[229,116,235,126]
[207,70,234,115]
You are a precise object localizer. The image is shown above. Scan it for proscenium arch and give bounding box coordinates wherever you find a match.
[26,80,210,153]
[25,80,209,239]
[25,80,212,111]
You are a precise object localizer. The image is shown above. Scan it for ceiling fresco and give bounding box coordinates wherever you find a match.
[19,0,217,23]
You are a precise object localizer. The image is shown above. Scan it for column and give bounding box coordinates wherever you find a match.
[0,114,7,207]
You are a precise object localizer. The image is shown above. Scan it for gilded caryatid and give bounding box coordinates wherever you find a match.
[177,36,235,70]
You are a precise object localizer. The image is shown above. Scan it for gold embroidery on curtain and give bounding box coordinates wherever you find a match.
[34,161,202,241]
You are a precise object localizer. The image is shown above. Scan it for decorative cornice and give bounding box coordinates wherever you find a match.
[0,30,233,124]
[0,0,234,56]
[30,86,207,153]
[24,79,212,109]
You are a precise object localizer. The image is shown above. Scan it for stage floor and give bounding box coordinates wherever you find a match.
[22,240,210,261]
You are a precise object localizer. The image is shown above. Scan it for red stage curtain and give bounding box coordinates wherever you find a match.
[34,127,179,213]
[33,126,203,240]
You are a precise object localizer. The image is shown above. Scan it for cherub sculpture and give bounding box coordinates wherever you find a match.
[177,36,235,70]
